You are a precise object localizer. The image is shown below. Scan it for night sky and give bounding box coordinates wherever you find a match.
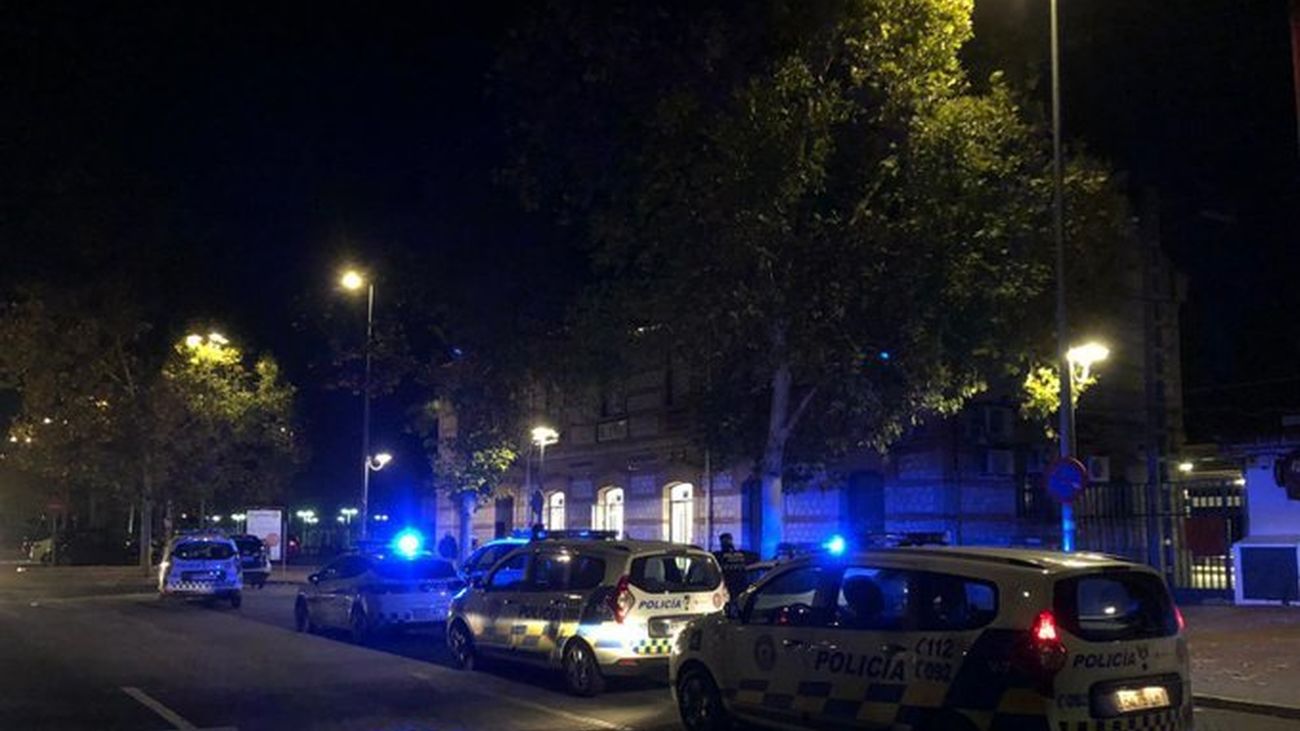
[3,1,1299,512]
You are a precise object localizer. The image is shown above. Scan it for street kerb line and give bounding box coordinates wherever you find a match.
[408,670,634,731]
[1194,693,1300,720]
[122,686,239,731]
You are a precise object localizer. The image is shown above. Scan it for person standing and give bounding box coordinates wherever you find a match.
[438,532,458,561]
[714,532,753,599]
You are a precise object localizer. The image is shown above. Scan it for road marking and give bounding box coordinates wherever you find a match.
[121,686,240,731]
[408,671,634,731]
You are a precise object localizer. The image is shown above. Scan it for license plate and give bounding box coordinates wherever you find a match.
[649,619,683,638]
[1112,686,1171,713]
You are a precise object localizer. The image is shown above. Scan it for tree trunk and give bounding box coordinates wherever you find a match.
[138,462,155,572]
[457,491,476,563]
[759,358,793,559]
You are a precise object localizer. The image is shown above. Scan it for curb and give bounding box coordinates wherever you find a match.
[1194,694,1300,720]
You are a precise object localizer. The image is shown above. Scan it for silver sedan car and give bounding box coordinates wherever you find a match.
[294,551,463,643]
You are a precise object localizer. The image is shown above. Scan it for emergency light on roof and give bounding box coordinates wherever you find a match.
[823,534,847,556]
[392,529,424,559]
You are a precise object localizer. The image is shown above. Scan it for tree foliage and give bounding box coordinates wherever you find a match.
[0,285,302,564]
[498,0,1136,553]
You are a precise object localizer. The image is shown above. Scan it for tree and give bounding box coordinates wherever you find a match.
[0,285,302,567]
[498,0,1135,555]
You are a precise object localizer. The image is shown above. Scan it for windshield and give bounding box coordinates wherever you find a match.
[372,557,458,581]
[172,542,235,560]
[630,553,722,593]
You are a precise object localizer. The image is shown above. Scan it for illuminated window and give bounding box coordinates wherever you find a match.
[545,491,566,530]
[666,483,694,545]
[593,486,624,536]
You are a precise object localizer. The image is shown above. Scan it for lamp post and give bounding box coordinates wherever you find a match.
[530,426,559,527]
[363,452,392,539]
[1060,341,1110,552]
[339,507,358,547]
[340,269,376,537]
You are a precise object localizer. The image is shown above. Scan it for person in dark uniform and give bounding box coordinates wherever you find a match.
[714,533,753,599]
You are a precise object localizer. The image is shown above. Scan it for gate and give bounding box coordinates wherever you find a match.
[1073,478,1243,601]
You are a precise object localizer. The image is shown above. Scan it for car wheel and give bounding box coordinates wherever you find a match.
[562,640,605,697]
[350,606,371,645]
[294,599,314,633]
[229,592,242,609]
[447,621,476,670]
[677,664,731,731]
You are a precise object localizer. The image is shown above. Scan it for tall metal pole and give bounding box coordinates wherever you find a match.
[537,442,548,526]
[361,282,374,539]
[1051,0,1077,552]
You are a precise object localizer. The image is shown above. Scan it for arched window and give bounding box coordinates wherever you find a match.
[545,491,566,530]
[593,486,624,536]
[666,483,694,545]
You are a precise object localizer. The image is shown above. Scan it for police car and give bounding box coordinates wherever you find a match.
[295,537,462,643]
[670,547,1191,731]
[158,534,244,608]
[446,538,728,696]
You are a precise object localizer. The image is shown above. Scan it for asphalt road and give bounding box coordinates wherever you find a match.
[0,567,1292,731]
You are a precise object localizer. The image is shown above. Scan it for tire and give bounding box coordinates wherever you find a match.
[229,592,242,609]
[350,605,371,645]
[677,664,731,731]
[561,639,605,697]
[294,599,314,633]
[447,620,476,670]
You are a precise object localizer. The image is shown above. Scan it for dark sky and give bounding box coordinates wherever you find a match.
[3,1,1299,513]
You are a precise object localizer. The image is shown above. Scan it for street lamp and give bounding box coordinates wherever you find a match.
[1058,340,1111,553]
[529,426,560,526]
[339,267,377,537]
[363,452,393,537]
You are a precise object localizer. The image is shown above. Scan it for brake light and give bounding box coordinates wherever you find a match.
[1020,609,1068,679]
[1033,609,1060,642]
[1174,605,1186,631]
[607,575,634,624]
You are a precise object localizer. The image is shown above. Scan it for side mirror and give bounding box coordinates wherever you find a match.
[724,601,741,621]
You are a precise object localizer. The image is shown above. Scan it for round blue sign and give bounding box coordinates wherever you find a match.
[1045,457,1089,504]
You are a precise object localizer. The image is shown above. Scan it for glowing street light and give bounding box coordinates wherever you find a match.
[369,452,393,470]
[1177,461,1194,474]
[1067,341,1110,383]
[338,267,378,537]
[339,269,366,291]
[528,426,560,525]
[185,334,204,348]
[208,332,229,345]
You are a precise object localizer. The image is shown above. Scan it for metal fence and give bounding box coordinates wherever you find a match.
[1069,478,1243,599]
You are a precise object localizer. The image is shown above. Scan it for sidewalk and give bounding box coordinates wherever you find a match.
[1183,604,1300,717]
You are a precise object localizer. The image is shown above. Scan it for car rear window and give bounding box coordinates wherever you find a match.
[630,553,721,593]
[233,537,262,554]
[1055,571,1178,641]
[173,542,235,560]
[373,557,458,581]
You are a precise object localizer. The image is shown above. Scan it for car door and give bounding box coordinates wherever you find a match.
[306,560,343,625]
[318,556,370,628]
[825,564,1000,729]
[721,563,838,727]
[478,550,531,654]
[513,549,574,662]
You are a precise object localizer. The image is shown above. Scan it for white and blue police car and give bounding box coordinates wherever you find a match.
[670,546,1190,731]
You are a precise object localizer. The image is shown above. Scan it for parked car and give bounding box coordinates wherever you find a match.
[447,538,727,696]
[54,530,134,565]
[294,551,463,642]
[158,534,243,608]
[458,537,528,585]
[231,534,271,588]
[670,546,1190,731]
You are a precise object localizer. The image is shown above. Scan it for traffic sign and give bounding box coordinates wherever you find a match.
[1045,457,1089,504]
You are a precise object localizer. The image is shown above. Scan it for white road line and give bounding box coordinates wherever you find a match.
[121,686,198,730]
[408,671,634,731]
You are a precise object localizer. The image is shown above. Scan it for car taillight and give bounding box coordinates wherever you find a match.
[1174,604,1186,632]
[607,575,634,624]
[1026,610,1069,675]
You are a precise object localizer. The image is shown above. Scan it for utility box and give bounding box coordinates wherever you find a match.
[1233,536,1300,605]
